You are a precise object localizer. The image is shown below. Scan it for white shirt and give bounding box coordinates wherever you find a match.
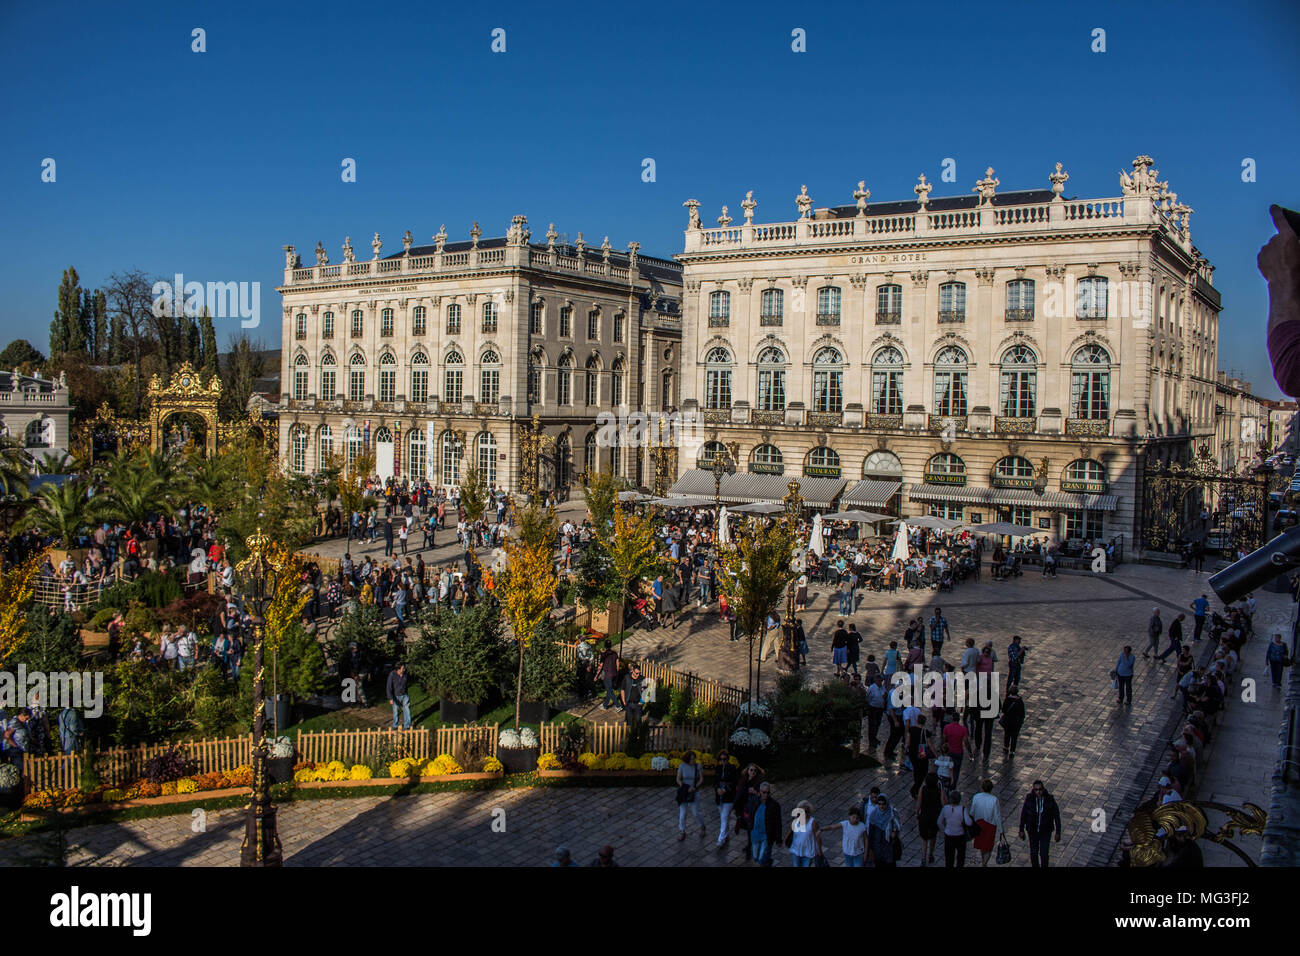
[971,792,1001,831]
[790,816,818,858]
[839,819,867,856]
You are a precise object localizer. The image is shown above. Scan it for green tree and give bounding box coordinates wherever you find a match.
[50,267,84,359]
[605,499,665,641]
[408,604,504,706]
[17,477,93,547]
[0,339,46,369]
[220,334,265,418]
[93,449,174,526]
[107,314,126,365]
[459,460,490,528]
[581,467,624,537]
[199,309,218,379]
[91,289,108,363]
[8,604,81,674]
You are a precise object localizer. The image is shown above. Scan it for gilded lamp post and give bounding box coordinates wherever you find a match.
[711,441,740,514]
[237,528,284,867]
[649,415,676,498]
[779,479,804,674]
[518,413,555,501]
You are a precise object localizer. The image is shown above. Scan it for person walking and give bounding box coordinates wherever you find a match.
[1143,608,1163,659]
[929,606,951,658]
[1190,594,1209,642]
[735,764,762,859]
[748,781,781,866]
[942,711,971,784]
[846,623,863,677]
[787,800,822,867]
[831,621,849,678]
[915,771,943,866]
[621,662,644,725]
[1018,780,1062,868]
[865,675,885,752]
[598,640,620,710]
[1007,635,1026,687]
[1156,613,1185,662]
[383,518,395,558]
[386,662,411,730]
[908,715,931,798]
[970,779,1003,866]
[866,793,902,868]
[713,749,738,847]
[1115,645,1136,705]
[1266,634,1292,689]
[1000,684,1026,757]
[938,790,974,868]
[821,804,868,866]
[675,751,706,841]
[883,690,905,762]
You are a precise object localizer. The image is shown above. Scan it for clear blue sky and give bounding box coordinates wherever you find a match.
[2,0,1297,395]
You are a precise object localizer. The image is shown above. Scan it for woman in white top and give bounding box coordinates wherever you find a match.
[788,800,821,867]
[936,790,974,868]
[675,751,706,840]
[820,805,867,866]
[795,574,809,612]
[969,778,1003,866]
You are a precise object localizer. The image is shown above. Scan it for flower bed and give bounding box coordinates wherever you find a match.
[19,765,258,819]
[291,755,505,788]
[535,750,739,778]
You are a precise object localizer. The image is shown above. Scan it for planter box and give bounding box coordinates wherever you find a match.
[497,746,540,774]
[577,601,622,636]
[439,699,479,724]
[538,769,673,780]
[267,755,295,784]
[517,700,553,724]
[295,771,504,789]
[81,629,110,649]
[20,785,250,820]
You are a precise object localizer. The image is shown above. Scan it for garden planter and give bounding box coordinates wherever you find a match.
[80,629,110,649]
[538,768,673,780]
[497,746,540,774]
[267,755,295,784]
[439,699,479,724]
[295,771,504,789]
[517,700,553,723]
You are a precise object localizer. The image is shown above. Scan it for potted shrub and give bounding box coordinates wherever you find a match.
[496,726,540,774]
[0,763,20,810]
[408,605,503,724]
[267,736,295,784]
[517,622,576,723]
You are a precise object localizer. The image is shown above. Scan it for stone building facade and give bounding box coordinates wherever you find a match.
[673,157,1220,546]
[0,370,72,461]
[276,218,681,492]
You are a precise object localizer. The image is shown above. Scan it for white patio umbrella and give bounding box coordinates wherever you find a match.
[967,521,1038,537]
[810,511,825,558]
[891,520,911,562]
[718,506,731,545]
[728,501,786,514]
[828,510,893,524]
[897,515,963,531]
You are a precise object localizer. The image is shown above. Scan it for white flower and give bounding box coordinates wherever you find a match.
[748,729,772,747]
[0,763,18,790]
[520,727,539,747]
[739,701,771,717]
[651,756,670,771]
[729,729,752,747]
[269,736,294,759]
[498,729,522,749]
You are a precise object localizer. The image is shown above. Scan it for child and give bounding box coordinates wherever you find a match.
[820,805,869,866]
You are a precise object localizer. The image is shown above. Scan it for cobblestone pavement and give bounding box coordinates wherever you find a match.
[1,556,1289,867]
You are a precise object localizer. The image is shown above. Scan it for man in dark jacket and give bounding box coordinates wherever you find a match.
[1018,780,1062,867]
[1000,685,1027,757]
[746,781,782,866]
[713,749,739,847]
[1143,609,1163,659]
[598,641,620,710]
[386,663,410,730]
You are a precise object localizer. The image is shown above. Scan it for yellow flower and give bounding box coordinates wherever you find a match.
[577,752,599,768]
[176,778,198,794]
[698,752,717,767]
[483,756,504,773]
[669,758,683,770]
[293,768,314,783]
[103,788,126,802]
[637,754,656,770]
[327,760,347,773]
[728,755,739,766]
[426,754,464,775]
[160,781,178,796]
[537,752,562,770]
[349,765,373,780]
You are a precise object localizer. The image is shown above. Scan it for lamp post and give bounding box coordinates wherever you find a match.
[518,413,554,503]
[649,416,675,498]
[778,480,804,674]
[711,441,740,515]
[237,527,283,867]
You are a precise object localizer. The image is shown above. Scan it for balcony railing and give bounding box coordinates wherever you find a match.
[380,327,394,337]
[482,321,498,334]
[708,316,729,327]
[1065,417,1109,436]
[750,409,784,425]
[295,331,307,340]
[474,402,498,416]
[929,414,967,433]
[447,323,461,335]
[351,328,364,338]
[807,411,843,427]
[865,413,903,429]
[875,311,901,325]
[1077,308,1108,320]
[815,312,841,326]
[702,409,731,424]
[1005,308,1035,322]
[938,310,965,323]
[995,416,1036,433]
[760,314,783,326]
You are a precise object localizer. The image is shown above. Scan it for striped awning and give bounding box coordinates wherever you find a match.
[666,470,846,508]
[905,483,1118,512]
[841,479,902,508]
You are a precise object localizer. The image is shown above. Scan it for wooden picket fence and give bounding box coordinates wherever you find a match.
[538,720,726,756]
[559,642,747,714]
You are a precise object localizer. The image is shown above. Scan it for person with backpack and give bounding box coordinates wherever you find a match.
[57,706,84,754]
[1000,684,1027,757]
[598,641,620,710]
[937,789,975,868]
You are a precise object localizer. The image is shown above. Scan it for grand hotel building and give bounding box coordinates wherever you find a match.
[670,157,1221,546]
[275,218,682,492]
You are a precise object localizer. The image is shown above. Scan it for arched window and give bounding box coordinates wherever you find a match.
[816,286,841,325]
[584,431,598,473]
[480,350,501,404]
[760,288,784,326]
[705,347,732,410]
[373,426,393,445]
[482,300,498,334]
[926,452,966,478]
[446,302,462,335]
[350,309,364,337]
[290,427,309,473]
[477,432,498,483]
[412,305,427,336]
[378,353,397,402]
[527,351,543,404]
[994,455,1035,481]
[700,440,726,464]
[295,313,307,340]
[441,430,463,485]
[751,443,784,473]
[344,424,363,464]
[863,450,902,477]
[292,354,309,401]
[1070,345,1110,419]
[611,358,625,407]
[444,350,464,404]
[557,353,573,406]
[320,352,336,402]
[870,346,904,415]
[876,284,903,323]
[317,425,333,465]
[938,282,966,322]
[756,346,786,411]
[410,352,429,403]
[806,446,841,475]
[322,311,335,339]
[999,345,1037,417]
[584,355,600,407]
[709,290,730,326]
[1067,458,1105,482]
[812,347,843,413]
[348,352,366,402]
[933,346,968,416]
[408,428,427,479]
[380,308,394,337]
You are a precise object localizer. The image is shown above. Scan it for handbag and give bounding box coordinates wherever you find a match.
[996,835,1012,865]
[814,852,830,867]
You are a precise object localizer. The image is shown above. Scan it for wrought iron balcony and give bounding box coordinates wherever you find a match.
[1004,308,1035,322]
[995,416,1036,433]
[1065,417,1109,436]
[750,409,784,425]
[929,414,968,433]
[707,315,730,328]
[702,409,731,424]
[807,411,843,427]
[815,312,841,326]
[865,413,903,429]
[759,314,783,326]
[938,310,965,323]
[875,311,901,325]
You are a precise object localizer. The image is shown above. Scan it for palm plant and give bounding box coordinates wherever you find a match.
[34,450,72,475]
[17,478,93,548]
[0,437,32,530]
[93,449,171,526]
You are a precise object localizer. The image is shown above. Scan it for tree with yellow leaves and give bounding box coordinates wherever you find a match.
[605,499,666,643]
[0,550,46,666]
[716,516,797,725]
[263,543,311,656]
[500,499,559,730]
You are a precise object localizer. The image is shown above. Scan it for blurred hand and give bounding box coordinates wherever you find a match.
[1262,205,1300,332]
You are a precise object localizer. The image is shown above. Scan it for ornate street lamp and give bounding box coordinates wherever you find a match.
[518,413,554,502]
[1032,457,1050,497]
[237,528,284,867]
[779,479,804,674]
[711,440,740,514]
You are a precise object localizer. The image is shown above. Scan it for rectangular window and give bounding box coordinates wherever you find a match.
[705,370,731,409]
[293,370,308,401]
[295,315,307,340]
[1064,509,1103,540]
[558,369,571,405]
[411,370,428,403]
[381,309,394,337]
[530,302,543,335]
[321,370,335,401]
[1005,279,1035,320]
[939,282,966,322]
[351,311,364,337]
[585,371,598,406]
[481,370,500,404]
[322,312,334,339]
[349,370,365,402]
[1011,506,1033,527]
[444,369,462,404]
[412,307,427,336]
[446,304,461,335]
[1077,277,1109,319]
[934,371,968,416]
[613,312,624,343]
[872,369,903,415]
[757,370,786,411]
[587,310,600,341]
[927,503,963,521]
[560,307,572,337]
[813,370,843,412]
[876,285,902,323]
[379,369,395,402]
